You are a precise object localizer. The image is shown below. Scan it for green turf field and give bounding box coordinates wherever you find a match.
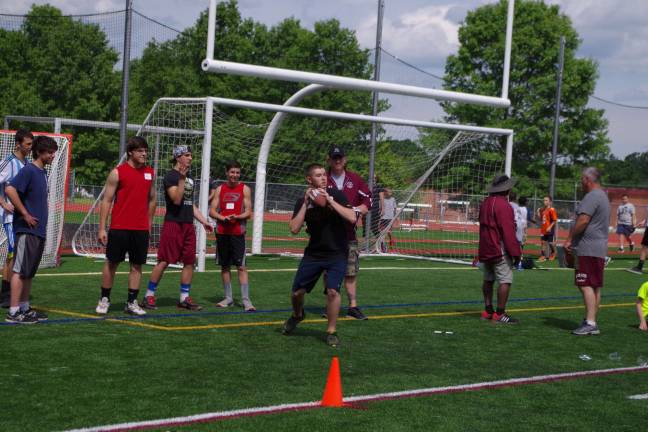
[2,255,647,431]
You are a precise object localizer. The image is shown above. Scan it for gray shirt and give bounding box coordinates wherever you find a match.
[573,188,610,258]
[382,197,396,220]
[617,202,635,225]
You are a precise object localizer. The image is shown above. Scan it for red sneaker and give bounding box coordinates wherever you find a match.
[177,297,203,311]
[142,295,157,310]
[480,310,493,320]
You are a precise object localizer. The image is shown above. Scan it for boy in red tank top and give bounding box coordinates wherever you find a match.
[95,136,156,316]
[209,161,255,311]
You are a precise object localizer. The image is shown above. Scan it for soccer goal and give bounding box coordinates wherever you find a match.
[0,130,72,268]
[71,97,512,268]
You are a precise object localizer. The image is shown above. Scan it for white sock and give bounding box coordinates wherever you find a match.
[145,290,156,298]
[9,306,19,315]
[19,301,29,312]
[586,320,596,326]
[180,292,189,302]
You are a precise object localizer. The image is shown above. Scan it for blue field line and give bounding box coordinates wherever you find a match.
[0,293,636,327]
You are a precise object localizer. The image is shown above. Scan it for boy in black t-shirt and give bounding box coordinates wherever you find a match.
[282,164,358,347]
[143,145,212,311]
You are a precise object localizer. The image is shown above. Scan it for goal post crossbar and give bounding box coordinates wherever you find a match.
[203,0,515,108]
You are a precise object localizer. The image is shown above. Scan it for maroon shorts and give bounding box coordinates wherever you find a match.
[158,220,196,265]
[574,256,605,288]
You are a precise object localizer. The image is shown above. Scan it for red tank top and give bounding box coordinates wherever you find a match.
[110,163,155,230]
[217,182,246,235]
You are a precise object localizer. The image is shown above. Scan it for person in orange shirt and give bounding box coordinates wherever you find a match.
[538,196,558,262]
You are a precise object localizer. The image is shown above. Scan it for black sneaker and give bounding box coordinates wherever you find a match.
[346,306,368,320]
[493,312,519,324]
[23,308,48,322]
[282,310,305,335]
[326,332,340,347]
[630,243,635,252]
[5,311,38,324]
[626,267,643,275]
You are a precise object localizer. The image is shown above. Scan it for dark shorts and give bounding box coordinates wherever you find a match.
[616,224,635,237]
[292,256,346,293]
[575,256,605,289]
[541,233,555,242]
[106,229,149,265]
[13,233,45,279]
[642,230,648,247]
[3,223,15,259]
[216,234,246,267]
[158,220,196,265]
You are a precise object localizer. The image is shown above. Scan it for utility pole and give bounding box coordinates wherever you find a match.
[119,0,134,157]
[365,0,385,251]
[549,36,565,200]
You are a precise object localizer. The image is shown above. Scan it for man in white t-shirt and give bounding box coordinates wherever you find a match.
[615,194,635,252]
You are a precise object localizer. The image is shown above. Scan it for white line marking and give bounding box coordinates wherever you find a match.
[39,267,475,277]
[61,365,648,432]
[628,393,648,400]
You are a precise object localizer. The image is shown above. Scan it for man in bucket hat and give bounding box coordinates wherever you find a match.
[478,174,522,324]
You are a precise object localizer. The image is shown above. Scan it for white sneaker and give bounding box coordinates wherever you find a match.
[96,297,110,315]
[124,300,146,316]
[216,298,234,308]
[242,299,256,312]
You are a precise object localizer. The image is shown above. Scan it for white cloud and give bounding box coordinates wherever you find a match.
[3,0,122,14]
[357,4,459,65]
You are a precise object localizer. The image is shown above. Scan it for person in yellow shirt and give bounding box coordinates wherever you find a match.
[637,281,648,331]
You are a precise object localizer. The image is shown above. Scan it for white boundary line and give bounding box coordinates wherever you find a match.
[628,393,648,400]
[62,365,648,432]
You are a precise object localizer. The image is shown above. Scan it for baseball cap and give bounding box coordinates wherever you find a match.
[328,145,345,158]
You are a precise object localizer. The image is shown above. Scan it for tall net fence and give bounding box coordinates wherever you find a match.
[0,131,71,268]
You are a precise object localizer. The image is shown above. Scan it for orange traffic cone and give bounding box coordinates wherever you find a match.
[321,357,345,407]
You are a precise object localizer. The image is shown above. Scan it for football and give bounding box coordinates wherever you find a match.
[311,190,328,207]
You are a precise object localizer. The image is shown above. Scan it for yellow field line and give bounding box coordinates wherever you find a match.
[39,307,170,330]
[37,302,634,332]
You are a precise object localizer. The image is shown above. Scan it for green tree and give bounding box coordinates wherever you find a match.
[442,0,610,188]
[0,5,122,184]
[130,0,383,181]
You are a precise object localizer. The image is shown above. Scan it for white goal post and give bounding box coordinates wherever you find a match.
[202,0,515,107]
[0,130,72,268]
[72,96,513,270]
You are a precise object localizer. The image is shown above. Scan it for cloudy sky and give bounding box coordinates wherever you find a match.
[5,0,648,158]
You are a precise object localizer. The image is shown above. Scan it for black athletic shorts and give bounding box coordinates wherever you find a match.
[642,229,648,247]
[216,234,246,267]
[106,229,149,265]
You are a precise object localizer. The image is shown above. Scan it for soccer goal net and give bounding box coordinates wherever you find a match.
[0,130,72,268]
[72,97,509,267]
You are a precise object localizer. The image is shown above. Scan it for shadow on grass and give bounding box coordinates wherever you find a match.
[542,316,579,330]
[274,326,329,344]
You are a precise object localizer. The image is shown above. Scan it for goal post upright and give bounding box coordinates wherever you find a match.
[196,98,214,272]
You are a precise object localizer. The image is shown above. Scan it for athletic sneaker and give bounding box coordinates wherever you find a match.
[326,332,340,348]
[617,247,624,252]
[242,299,256,312]
[630,243,635,252]
[537,256,547,263]
[572,321,600,335]
[282,310,305,335]
[480,310,493,320]
[549,254,556,261]
[124,300,146,316]
[216,298,234,308]
[177,297,203,311]
[95,297,110,315]
[23,308,48,322]
[142,296,158,310]
[492,312,519,324]
[347,306,368,320]
[5,311,38,324]
[604,256,612,267]
[626,266,643,275]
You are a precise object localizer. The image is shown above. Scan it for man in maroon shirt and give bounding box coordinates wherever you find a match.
[326,146,371,320]
[478,174,521,324]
